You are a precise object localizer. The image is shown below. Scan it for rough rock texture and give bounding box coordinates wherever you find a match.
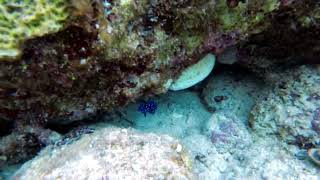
[0,126,61,169]
[250,65,320,147]
[183,115,319,179]
[13,127,193,179]
[185,69,319,179]
[1,0,319,126]
[216,46,238,65]
[237,1,320,76]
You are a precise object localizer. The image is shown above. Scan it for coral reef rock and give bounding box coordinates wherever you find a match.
[0,0,69,60]
[0,126,61,169]
[13,127,193,179]
[2,0,318,125]
[250,65,320,146]
[237,0,320,76]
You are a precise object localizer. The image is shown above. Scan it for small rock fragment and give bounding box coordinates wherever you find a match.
[308,148,320,166]
[170,54,216,91]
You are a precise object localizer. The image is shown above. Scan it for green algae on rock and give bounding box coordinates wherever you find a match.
[213,0,279,33]
[0,0,69,60]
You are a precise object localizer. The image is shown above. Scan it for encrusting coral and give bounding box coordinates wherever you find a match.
[0,0,69,60]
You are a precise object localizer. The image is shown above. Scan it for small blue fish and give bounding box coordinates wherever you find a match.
[138,100,157,117]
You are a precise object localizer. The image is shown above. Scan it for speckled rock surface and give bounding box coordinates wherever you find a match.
[183,132,319,179]
[250,65,320,146]
[13,127,193,180]
[183,112,320,179]
[204,112,252,153]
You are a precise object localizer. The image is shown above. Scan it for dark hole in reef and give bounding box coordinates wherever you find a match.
[45,110,106,134]
[45,118,96,135]
[45,108,136,135]
[0,119,14,137]
[190,61,262,93]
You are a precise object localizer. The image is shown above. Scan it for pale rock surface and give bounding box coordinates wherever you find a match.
[183,115,319,179]
[13,127,193,180]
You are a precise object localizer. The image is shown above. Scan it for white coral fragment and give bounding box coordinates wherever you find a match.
[170,53,216,91]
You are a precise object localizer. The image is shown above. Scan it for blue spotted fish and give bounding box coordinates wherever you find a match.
[138,100,157,117]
